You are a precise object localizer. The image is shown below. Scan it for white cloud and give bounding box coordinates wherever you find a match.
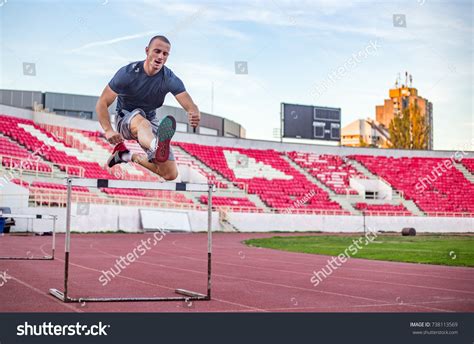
[67,30,157,53]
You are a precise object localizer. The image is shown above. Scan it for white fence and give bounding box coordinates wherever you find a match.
[6,204,473,233]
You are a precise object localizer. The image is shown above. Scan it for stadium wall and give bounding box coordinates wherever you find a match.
[9,204,221,233]
[0,104,34,120]
[8,206,473,233]
[173,131,473,159]
[32,110,102,132]
[0,104,102,131]
[228,213,474,233]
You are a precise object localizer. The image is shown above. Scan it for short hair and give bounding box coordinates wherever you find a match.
[148,35,171,47]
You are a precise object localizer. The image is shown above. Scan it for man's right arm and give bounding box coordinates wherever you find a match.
[96,85,123,145]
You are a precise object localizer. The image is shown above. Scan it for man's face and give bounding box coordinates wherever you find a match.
[145,39,170,71]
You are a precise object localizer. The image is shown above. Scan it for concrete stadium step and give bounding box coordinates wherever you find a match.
[281,155,333,193]
[400,199,425,216]
[173,145,238,190]
[246,193,271,211]
[90,188,116,200]
[455,162,474,183]
[347,156,425,216]
[49,165,69,178]
[173,190,199,206]
[335,197,361,215]
[281,155,358,214]
[346,158,380,179]
[219,218,239,232]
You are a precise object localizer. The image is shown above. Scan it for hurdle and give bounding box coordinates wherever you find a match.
[49,178,213,303]
[0,213,57,260]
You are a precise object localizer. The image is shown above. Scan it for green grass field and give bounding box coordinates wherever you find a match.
[244,234,474,267]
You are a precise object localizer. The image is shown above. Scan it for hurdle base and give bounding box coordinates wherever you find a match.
[175,288,207,298]
[49,288,67,302]
[0,255,53,260]
[49,288,209,303]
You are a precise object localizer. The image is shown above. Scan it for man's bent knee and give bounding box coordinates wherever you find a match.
[130,115,151,137]
[156,163,178,181]
[161,169,178,181]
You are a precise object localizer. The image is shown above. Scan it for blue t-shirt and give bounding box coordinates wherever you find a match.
[108,61,186,119]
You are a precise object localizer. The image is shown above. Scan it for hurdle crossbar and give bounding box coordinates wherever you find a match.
[49,178,213,303]
[66,178,210,192]
[0,214,57,260]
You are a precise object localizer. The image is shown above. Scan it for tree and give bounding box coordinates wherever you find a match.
[388,103,429,149]
[410,103,430,149]
[388,107,410,148]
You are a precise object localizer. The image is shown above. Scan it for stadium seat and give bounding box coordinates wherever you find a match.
[354,202,412,216]
[1,113,472,215]
[176,142,345,213]
[287,151,365,195]
[350,155,474,214]
[199,195,261,212]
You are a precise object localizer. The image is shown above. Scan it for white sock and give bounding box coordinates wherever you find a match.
[150,138,157,150]
[120,152,132,162]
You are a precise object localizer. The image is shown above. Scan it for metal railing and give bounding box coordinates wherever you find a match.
[0,154,85,178]
[2,192,472,217]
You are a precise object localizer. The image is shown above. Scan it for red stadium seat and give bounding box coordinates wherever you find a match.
[350,155,474,214]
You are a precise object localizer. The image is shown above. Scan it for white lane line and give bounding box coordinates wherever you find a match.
[171,238,474,281]
[45,244,266,313]
[166,240,474,295]
[7,275,82,313]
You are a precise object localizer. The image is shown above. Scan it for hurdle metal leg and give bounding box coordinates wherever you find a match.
[50,178,213,303]
[207,183,212,299]
[175,183,212,300]
[51,215,56,259]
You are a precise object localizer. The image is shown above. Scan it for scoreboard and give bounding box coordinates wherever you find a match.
[281,103,341,142]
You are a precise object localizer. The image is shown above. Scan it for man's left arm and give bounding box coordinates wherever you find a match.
[175,92,200,129]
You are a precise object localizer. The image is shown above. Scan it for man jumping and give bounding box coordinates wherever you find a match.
[96,35,200,181]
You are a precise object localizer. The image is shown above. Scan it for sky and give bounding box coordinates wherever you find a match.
[0,0,472,150]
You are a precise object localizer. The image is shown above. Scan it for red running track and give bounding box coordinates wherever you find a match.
[0,233,473,312]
